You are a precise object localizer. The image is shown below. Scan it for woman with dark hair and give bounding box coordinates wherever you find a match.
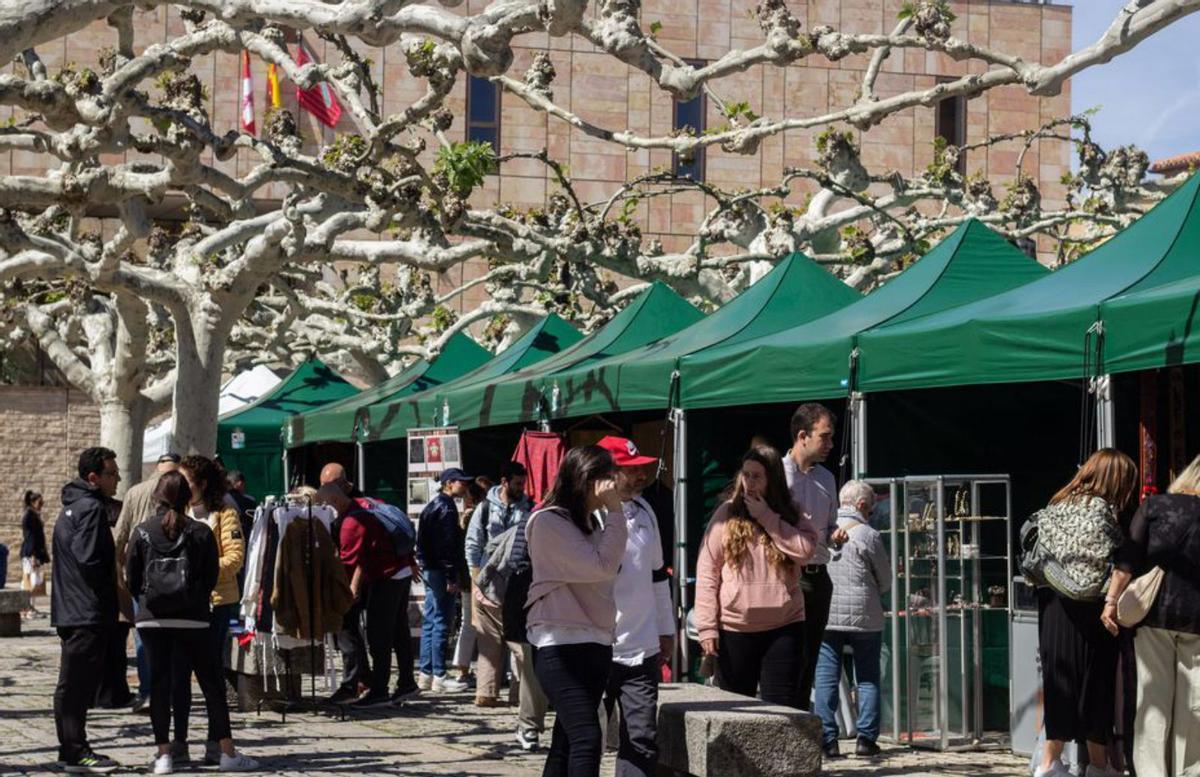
[125,471,257,774]
[20,489,48,616]
[526,446,626,777]
[450,475,495,682]
[1032,447,1137,777]
[695,445,819,708]
[179,456,245,665]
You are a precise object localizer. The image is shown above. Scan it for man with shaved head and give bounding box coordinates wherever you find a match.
[320,463,353,493]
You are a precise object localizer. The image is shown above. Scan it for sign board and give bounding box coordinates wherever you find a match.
[406,426,462,516]
[231,429,245,450]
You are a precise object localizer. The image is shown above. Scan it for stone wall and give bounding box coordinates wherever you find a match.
[0,387,101,583]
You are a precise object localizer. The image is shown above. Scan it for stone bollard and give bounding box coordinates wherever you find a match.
[0,589,32,637]
[655,683,823,777]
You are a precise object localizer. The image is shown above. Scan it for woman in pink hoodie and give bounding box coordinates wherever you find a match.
[695,445,819,708]
[526,445,627,777]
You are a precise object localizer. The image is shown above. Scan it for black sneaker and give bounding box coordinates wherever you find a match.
[390,685,421,705]
[350,692,392,710]
[130,696,151,715]
[855,738,881,757]
[326,686,358,705]
[822,740,842,759]
[64,750,118,774]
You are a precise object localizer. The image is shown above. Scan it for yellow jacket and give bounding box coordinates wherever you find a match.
[203,505,245,607]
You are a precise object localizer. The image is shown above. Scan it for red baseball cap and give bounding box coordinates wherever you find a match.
[597,435,658,467]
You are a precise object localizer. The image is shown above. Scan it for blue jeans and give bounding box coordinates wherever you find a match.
[419,570,456,678]
[813,630,882,745]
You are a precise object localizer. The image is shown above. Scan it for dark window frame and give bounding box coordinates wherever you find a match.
[934,79,967,176]
[465,75,501,156]
[672,60,707,182]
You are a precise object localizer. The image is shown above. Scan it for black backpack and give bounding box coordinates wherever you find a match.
[138,527,193,616]
[502,563,533,644]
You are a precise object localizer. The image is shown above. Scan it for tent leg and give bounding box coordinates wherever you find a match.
[356,442,366,490]
[281,448,290,497]
[1096,374,1115,449]
[671,408,689,681]
[851,392,867,479]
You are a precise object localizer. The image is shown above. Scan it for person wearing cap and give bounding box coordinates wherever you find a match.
[596,436,676,777]
[114,452,181,714]
[417,468,473,692]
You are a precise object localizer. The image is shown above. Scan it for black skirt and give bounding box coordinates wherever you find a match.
[1037,587,1118,743]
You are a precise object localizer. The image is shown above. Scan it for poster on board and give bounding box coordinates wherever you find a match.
[406,426,462,516]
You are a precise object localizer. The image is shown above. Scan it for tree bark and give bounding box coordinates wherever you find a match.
[98,396,148,498]
[170,307,227,456]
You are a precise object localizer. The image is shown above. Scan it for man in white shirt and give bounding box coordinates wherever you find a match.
[596,436,675,777]
[783,403,846,711]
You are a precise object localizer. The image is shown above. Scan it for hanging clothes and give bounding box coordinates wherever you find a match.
[270,517,353,641]
[512,431,567,506]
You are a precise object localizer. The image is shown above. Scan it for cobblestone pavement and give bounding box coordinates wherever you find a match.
[1,608,1030,776]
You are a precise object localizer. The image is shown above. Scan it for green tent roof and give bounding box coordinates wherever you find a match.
[369,314,583,440]
[540,253,860,418]
[217,358,359,497]
[677,220,1049,408]
[856,173,1200,392]
[1101,276,1200,375]
[287,332,491,446]
[438,282,704,432]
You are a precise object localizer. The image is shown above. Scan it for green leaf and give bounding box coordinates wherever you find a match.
[433,141,499,196]
[648,21,663,38]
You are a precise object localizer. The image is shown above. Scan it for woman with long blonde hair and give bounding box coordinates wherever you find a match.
[1034,448,1138,777]
[1107,454,1200,776]
[694,445,819,707]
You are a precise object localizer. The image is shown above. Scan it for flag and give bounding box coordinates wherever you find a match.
[239,50,256,135]
[265,61,282,110]
[294,36,342,128]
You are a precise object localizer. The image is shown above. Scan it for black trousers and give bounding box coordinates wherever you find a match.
[94,622,133,708]
[534,642,613,777]
[336,598,369,694]
[365,576,415,695]
[1038,588,1117,744]
[140,627,233,746]
[603,656,660,777]
[55,625,109,762]
[798,566,832,711]
[717,621,806,709]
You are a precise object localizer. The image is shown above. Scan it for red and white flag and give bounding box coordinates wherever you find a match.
[295,36,343,128]
[240,50,256,135]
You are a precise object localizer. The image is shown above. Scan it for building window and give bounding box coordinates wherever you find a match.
[466,75,500,154]
[673,61,706,181]
[935,87,967,175]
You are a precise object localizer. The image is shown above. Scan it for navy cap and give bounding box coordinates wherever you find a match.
[439,467,473,484]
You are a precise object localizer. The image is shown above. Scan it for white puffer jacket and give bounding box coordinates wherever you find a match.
[826,507,892,633]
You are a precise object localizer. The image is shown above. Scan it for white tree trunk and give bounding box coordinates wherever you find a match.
[99,397,148,498]
[170,310,227,456]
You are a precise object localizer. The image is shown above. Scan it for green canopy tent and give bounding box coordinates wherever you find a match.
[678,219,1050,409]
[217,358,359,498]
[1101,277,1200,375]
[414,281,705,433]
[285,331,491,448]
[530,253,862,420]
[857,172,1200,393]
[368,314,583,439]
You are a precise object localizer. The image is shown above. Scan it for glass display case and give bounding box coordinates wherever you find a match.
[868,475,1013,751]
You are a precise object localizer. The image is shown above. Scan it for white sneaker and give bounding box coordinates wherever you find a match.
[417,672,434,691]
[151,754,173,775]
[1034,762,1072,777]
[218,751,259,772]
[515,728,540,751]
[432,674,469,693]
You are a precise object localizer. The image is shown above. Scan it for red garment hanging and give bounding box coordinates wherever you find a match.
[512,431,567,506]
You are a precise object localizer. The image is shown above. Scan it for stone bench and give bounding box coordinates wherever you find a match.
[0,589,31,637]
[655,683,823,777]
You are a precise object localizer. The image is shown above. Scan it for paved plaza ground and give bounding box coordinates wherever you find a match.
[0,607,1032,776]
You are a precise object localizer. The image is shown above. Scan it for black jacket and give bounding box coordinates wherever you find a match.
[1116,493,1200,635]
[20,508,49,563]
[50,479,118,628]
[417,492,467,581]
[125,515,219,624]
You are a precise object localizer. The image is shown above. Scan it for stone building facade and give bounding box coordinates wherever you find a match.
[0,387,101,583]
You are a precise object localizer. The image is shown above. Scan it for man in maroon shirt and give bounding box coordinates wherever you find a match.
[317,485,418,708]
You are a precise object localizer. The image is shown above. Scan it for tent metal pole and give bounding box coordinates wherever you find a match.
[356,441,367,490]
[851,391,867,478]
[1096,374,1115,448]
[281,448,289,495]
[671,407,689,680]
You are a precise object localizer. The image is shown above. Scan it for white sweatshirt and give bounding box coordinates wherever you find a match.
[612,497,676,667]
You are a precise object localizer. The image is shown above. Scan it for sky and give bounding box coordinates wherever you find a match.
[1070,1,1200,164]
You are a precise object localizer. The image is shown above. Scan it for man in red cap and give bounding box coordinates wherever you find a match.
[595,435,675,777]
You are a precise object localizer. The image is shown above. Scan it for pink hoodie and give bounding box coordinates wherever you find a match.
[525,506,629,634]
[695,499,818,642]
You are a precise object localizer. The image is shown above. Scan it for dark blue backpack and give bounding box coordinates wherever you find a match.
[362,498,417,558]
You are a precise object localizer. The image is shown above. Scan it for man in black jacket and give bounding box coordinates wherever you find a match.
[51,447,121,774]
[416,468,471,692]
